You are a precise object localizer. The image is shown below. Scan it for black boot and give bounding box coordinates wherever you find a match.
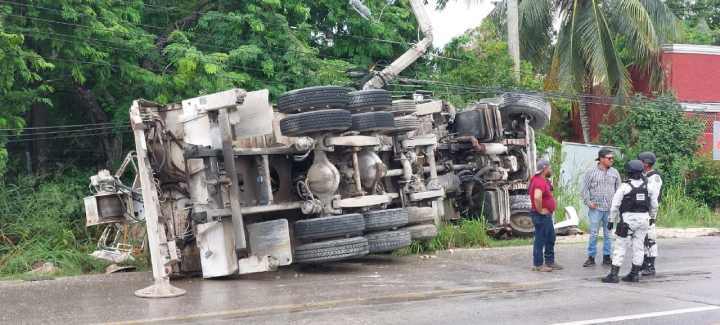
[641,257,656,276]
[602,255,612,266]
[583,256,596,267]
[640,255,649,271]
[601,265,620,283]
[622,264,641,282]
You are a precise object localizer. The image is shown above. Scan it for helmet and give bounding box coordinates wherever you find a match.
[625,159,645,174]
[637,152,656,165]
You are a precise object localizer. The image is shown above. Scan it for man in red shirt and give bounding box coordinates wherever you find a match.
[528,158,563,272]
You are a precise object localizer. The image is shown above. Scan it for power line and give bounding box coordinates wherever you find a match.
[0,0,167,32]
[5,130,133,143]
[0,12,155,40]
[4,126,130,138]
[0,122,120,131]
[390,78,720,112]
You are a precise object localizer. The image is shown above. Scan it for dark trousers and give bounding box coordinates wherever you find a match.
[531,211,556,267]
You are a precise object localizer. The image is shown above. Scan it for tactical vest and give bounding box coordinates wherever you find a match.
[646,170,663,203]
[620,179,650,213]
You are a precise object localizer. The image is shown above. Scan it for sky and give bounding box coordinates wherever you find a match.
[424,0,496,48]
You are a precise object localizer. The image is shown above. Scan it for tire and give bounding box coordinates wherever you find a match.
[294,213,365,241]
[389,116,420,134]
[406,206,435,225]
[351,111,395,133]
[390,100,416,115]
[509,194,534,236]
[499,93,551,129]
[280,109,351,137]
[277,86,352,114]
[510,210,534,236]
[347,90,392,113]
[404,224,438,241]
[365,230,412,253]
[363,208,408,231]
[510,194,531,211]
[294,237,369,263]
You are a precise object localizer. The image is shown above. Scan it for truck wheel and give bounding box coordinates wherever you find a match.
[294,237,369,263]
[390,100,416,115]
[347,89,392,113]
[499,93,551,130]
[509,194,534,236]
[351,111,395,133]
[406,206,435,225]
[363,208,409,231]
[403,224,438,241]
[294,213,365,241]
[280,109,351,137]
[277,86,352,114]
[510,194,531,211]
[389,116,420,134]
[365,230,412,253]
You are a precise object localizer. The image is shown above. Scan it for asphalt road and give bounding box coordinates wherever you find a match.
[1,237,719,324]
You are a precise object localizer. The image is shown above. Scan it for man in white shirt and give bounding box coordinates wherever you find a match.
[638,152,662,276]
[601,160,659,283]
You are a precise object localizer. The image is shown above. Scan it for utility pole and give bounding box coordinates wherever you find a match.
[507,0,520,82]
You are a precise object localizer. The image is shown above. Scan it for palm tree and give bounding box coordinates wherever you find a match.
[487,0,679,143]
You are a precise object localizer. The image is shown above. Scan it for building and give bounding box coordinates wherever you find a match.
[569,43,720,153]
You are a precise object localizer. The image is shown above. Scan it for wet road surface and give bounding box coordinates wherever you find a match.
[1,237,719,324]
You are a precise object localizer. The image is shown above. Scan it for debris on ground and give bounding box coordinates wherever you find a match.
[30,262,57,274]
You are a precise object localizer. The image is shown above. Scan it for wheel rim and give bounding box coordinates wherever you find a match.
[510,211,534,235]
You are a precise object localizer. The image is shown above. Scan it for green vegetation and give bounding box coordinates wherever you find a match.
[658,185,720,228]
[0,171,106,277]
[599,94,719,228]
[395,219,534,256]
[1,0,719,273]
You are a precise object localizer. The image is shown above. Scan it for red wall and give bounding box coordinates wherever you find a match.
[662,52,720,102]
[662,49,720,154]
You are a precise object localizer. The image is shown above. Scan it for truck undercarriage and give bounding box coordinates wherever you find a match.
[84,86,550,296]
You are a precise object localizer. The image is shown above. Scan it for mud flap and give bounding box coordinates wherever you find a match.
[197,221,239,278]
[239,219,292,274]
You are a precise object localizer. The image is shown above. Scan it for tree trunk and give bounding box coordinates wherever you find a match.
[578,98,591,144]
[76,86,120,167]
[29,102,50,174]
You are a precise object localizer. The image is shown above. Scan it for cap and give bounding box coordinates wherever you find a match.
[596,148,614,161]
[637,151,656,165]
[535,158,550,175]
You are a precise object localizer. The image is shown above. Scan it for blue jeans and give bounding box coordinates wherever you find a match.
[531,211,556,267]
[587,209,612,257]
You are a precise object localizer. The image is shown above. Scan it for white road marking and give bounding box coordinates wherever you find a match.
[552,306,720,325]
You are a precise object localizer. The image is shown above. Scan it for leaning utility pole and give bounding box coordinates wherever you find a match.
[362,0,433,90]
[507,0,520,82]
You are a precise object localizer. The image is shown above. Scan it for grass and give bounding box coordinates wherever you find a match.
[0,173,111,279]
[658,185,720,228]
[395,218,533,256]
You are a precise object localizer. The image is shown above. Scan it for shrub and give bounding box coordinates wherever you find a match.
[686,156,720,210]
[0,170,108,276]
[659,185,720,228]
[599,94,705,188]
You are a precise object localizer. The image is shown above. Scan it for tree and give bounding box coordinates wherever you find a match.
[0,27,52,176]
[666,0,720,30]
[487,0,679,144]
[421,21,543,107]
[0,0,420,172]
[599,94,705,187]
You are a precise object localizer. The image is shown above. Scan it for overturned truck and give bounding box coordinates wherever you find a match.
[84,86,549,297]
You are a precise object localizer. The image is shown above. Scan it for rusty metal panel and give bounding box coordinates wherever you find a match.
[84,196,100,227]
[230,89,274,138]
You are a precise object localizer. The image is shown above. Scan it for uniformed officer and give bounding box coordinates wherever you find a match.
[601,160,659,283]
[638,152,662,276]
